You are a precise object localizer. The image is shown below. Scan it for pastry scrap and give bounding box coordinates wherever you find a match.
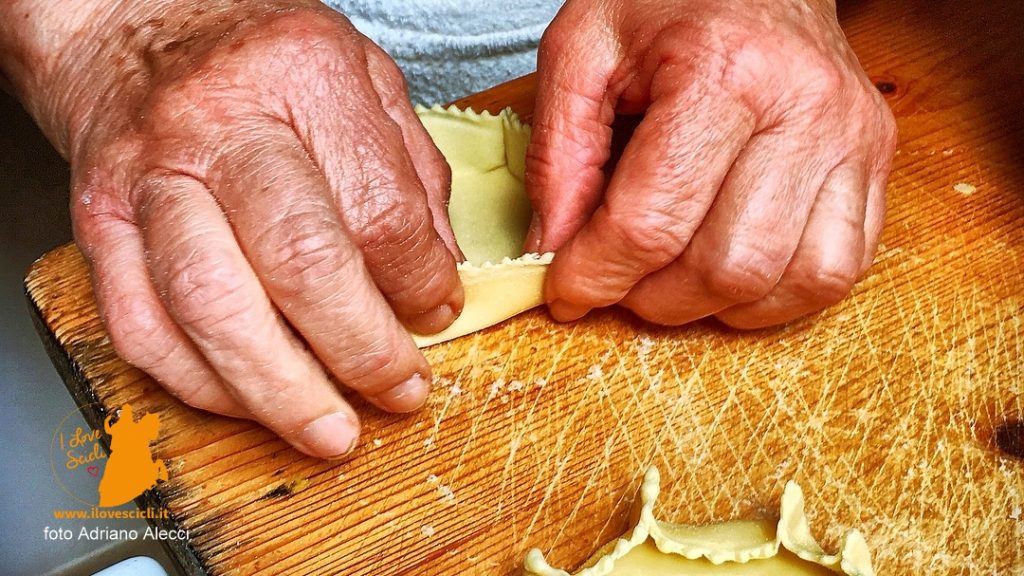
[411,105,552,347]
[523,467,875,576]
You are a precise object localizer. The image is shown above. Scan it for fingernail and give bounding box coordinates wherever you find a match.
[549,299,591,322]
[409,302,458,334]
[372,373,431,413]
[299,411,359,459]
[524,212,543,252]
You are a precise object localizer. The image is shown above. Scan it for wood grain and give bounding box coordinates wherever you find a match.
[25,1,1024,574]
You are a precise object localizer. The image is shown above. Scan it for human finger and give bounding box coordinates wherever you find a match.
[544,75,755,321]
[288,54,464,335]
[210,131,441,413]
[523,11,621,253]
[133,173,361,458]
[361,38,464,261]
[72,187,246,417]
[714,162,869,328]
[620,121,837,325]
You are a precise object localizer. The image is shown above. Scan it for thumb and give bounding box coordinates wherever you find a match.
[524,16,622,253]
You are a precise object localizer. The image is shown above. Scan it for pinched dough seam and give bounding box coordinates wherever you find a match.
[523,467,875,576]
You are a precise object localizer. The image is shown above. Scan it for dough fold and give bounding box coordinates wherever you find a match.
[411,105,552,347]
[523,467,875,576]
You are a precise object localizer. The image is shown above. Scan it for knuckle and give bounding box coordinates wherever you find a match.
[606,208,687,268]
[215,8,357,78]
[528,116,611,169]
[356,196,435,264]
[858,87,898,145]
[717,34,851,117]
[376,80,407,112]
[537,21,571,68]
[316,328,407,396]
[720,36,772,92]
[700,241,788,302]
[131,51,236,128]
[434,148,453,185]
[365,224,453,301]
[789,255,860,305]
[803,63,845,105]
[70,160,139,242]
[364,223,455,308]
[151,85,221,131]
[537,8,606,73]
[256,212,356,299]
[71,187,124,250]
[552,278,609,309]
[162,245,254,335]
[344,350,401,396]
[102,296,175,371]
[257,7,351,41]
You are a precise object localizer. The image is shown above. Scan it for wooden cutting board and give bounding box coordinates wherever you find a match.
[25,0,1023,574]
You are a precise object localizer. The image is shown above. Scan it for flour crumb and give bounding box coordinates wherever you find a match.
[421,525,436,537]
[1010,506,1022,521]
[426,473,454,501]
[449,384,463,397]
[371,438,383,447]
[638,336,655,356]
[587,365,604,381]
[508,379,524,392]
[488,378,506,396]
[437,484,455,502]
[953,182,977,195]
[424,437,435,449]
[648,373,662,391]
[500,394,510,404]
[534,377,547,388]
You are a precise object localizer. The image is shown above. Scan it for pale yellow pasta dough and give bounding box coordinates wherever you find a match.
[411,105,552,348]
[523,467,875,576]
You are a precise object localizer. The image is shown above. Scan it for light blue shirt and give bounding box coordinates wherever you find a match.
[323,0,563,104]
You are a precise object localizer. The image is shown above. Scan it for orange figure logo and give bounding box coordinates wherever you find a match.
[97,404,168,507]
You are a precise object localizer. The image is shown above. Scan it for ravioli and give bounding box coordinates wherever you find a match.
[411,106,552,347]
[523,467,874,576]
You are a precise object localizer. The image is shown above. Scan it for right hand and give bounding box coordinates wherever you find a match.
[525,0,895,330]
[16,1,464,458]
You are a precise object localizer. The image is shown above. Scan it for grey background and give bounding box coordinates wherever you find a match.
[0,90,181,575]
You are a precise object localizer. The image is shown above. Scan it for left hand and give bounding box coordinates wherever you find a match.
[525,0,897,329]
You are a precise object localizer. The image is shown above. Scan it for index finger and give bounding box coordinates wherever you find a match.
[543,73,755,320]
[212,131,437,414]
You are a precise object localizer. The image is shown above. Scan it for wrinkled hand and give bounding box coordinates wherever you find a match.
[16,1,464,457]
[526,0,896,328]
